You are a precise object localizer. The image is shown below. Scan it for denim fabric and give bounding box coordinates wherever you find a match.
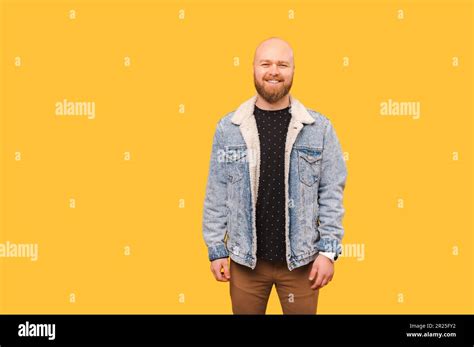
[202,94,347,270]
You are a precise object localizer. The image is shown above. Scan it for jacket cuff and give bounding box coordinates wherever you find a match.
[319,251,336,262]
[317,238,342,261]
[208,243,229,261]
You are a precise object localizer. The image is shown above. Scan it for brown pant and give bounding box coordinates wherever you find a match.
[229,258,319,314]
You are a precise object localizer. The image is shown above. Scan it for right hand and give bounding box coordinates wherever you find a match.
[210,257,231,282]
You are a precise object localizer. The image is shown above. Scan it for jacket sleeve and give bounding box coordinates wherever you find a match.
[202,120,229,261]
[316,119,348,261]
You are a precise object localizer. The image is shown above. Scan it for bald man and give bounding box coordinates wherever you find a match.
[202,37,348,314]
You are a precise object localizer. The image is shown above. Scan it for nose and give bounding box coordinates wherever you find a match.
[266,66,282,81]
[269,63,279,75]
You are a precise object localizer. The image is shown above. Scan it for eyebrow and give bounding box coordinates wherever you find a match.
[259,59,290,64]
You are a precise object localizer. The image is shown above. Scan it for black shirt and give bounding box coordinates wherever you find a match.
[253,104,292,263]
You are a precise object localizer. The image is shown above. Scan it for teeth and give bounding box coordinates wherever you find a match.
[267,80,280,84]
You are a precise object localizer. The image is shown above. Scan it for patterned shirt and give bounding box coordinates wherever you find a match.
[253,104,292,263]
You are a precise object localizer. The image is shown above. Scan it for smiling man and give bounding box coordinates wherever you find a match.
[202,37,348,314]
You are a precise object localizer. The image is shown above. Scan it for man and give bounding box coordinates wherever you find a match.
[202,37,347,314]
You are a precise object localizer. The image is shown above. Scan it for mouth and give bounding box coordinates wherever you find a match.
[265,79,282,85]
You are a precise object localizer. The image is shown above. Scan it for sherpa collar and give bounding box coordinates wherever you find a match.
[231,94,315,126]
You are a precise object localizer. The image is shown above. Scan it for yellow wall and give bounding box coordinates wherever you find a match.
[0,0,472,313]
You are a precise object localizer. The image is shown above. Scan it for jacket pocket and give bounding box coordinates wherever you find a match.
[225,145,247,183]
[296,146,322,187]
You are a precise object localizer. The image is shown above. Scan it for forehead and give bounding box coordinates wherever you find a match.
[255,41,293,63]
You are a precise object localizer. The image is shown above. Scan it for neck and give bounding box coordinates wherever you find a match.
[255,94,290,110]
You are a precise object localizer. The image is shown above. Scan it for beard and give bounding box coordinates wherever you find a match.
[254,73,293,104]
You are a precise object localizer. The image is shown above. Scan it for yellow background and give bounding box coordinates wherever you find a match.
[0,0,472,313]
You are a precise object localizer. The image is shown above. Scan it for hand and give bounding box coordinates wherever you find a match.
[210,257,231,282]
[309,254,334,290]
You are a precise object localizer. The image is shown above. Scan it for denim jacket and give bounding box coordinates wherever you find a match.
[202,94,347,271]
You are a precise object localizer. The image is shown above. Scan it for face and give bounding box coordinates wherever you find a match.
[253,40,295,104]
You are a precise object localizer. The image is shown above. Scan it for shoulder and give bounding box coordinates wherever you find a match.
[214,110,238,132]
[218,110,236,124]
[306,108,331,124]
[306,108,334,132]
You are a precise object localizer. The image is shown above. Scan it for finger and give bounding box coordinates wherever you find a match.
[212,265,225,281]
[222,262,231,279]
[218,263,229,282]
[312,274,325,290]
[210,267,217,281]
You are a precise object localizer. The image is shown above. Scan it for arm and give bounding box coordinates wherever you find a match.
[316,120,348,261]
[202,120,229,262]
[309,120,347,289]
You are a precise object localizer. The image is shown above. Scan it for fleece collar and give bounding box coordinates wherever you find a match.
[231,94,315,126]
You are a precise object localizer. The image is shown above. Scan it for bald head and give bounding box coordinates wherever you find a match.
[253,37,295,68]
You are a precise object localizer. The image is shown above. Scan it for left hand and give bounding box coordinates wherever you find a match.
[309,254,334,290]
